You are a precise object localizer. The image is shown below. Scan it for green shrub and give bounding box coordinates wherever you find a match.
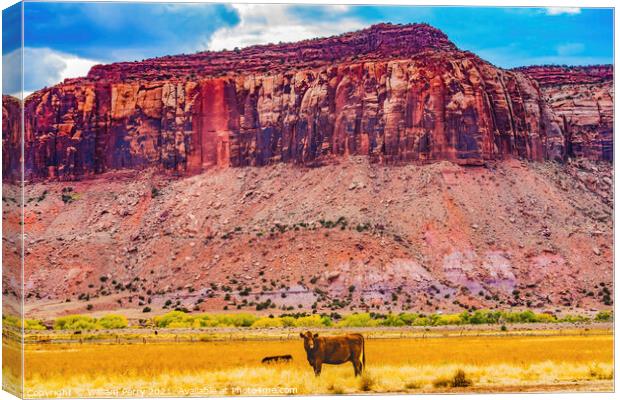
[595,311,612,322]
[516,310,536,323]
[60,188,79,204]
[295,314,330,327]
[24,319,47,330]
[456,310,557,324]
[533,313,556,323]
[173,312,260,328]
[97,314,128,329]
[216,313,259,327]
[436,314,462,326]
[460,310,501,324]
[153,311,193,328]
[398,313,419,326]
[280,316,297,327]
[379,314,406,327]
[3,315,48,330]
[191,314,219,328]
[54,315,97,330]
[337,313,377,327]
[411,316,428,326]
[320,315,334,327]
[2,315,20,329]
[559,314,589,323]
[52,314,129,330]
[251,317,284,328]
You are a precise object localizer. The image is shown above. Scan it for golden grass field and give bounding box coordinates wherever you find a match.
[3,328,614,397]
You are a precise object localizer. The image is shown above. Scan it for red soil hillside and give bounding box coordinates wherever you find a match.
[17,158,612,319]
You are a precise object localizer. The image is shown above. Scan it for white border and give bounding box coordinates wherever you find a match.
[0,1,616,400]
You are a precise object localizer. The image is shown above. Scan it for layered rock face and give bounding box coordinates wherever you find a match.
[86,23,457,82]
[2,95,21,178]
[515,66,613,162]
[515,65,612,86]
[3,24,612,181]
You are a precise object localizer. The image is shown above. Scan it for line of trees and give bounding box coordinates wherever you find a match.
[6,309,611,331]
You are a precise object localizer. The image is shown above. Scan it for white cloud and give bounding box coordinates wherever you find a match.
[3,48,23,97]
[545,7,581,16]
[25,48,100,87]
[556,42,585,56]
[207,4,364,51]
[2,47,99,97]
[331,5,351,12]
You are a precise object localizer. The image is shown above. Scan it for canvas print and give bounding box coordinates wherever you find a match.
[1,2,614,398]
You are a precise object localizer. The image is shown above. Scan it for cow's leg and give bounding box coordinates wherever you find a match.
[352,358,363,376]
[314,361,322,377]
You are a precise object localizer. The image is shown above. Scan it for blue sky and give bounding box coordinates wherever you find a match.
[2,3,614,95]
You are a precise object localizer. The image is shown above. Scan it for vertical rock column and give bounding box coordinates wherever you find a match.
[2,96,21,180]
[190,78,240,172]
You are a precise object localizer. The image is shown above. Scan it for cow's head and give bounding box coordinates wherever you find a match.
[300,331,319,351]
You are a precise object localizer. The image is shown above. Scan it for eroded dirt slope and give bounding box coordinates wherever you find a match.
[13,157,612,319]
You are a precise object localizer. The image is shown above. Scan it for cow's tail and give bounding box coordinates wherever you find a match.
[361,335,366,371]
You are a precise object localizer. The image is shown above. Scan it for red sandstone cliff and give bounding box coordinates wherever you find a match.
[514,65,612,86]
[2,95,21,178]
[2,24,613,182]
[514,65,613,162]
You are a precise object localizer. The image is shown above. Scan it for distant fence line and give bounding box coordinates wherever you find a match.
[11,322,612,345]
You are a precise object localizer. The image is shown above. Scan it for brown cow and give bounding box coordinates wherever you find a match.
[300,331,365,376]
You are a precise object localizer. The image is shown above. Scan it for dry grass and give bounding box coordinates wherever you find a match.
[2,340,23,397]
[5,331,614,397]
[433,369,472,388]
